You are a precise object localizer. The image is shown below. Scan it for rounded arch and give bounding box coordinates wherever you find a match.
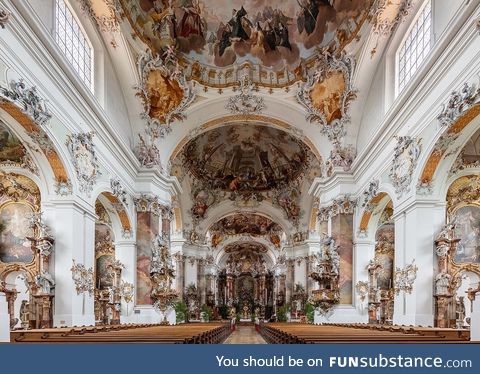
[91,187,133,240]
[214,236,278,269]
[418,101,480,190]
[167,112,326,166]
[358,189,396,238]
[196,200,294,237]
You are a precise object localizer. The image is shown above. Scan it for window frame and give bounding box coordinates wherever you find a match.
[395,0,433,97]
[53,0,94,91]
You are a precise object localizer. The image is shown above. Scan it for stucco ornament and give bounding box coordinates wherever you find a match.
[0,79,52,127]
[66,132,100,195]
[110,177,128,205]
[225,75,265,115]
[360,179,380,210]
[136,48,195,138]
[70,260,94,296]
[393,260,418,295]
[0,6,10,28]
[437,81,480,128]
[297,50,357,143]
[389,136,422,197]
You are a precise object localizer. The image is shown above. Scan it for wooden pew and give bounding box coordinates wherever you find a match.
[260,322,471,344]
[10,322,231,344]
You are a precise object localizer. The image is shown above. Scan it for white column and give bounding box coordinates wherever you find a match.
[43,200,96,327]
[471,291,480,342]
[354,238,376,320]
[393,201,445,327]
[115,240,136,324]
[0,292,10,342]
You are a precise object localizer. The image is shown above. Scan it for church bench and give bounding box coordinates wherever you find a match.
[10,323,231,344]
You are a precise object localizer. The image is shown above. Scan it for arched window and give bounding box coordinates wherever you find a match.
[54,0,93,90]
[397,0,432,94]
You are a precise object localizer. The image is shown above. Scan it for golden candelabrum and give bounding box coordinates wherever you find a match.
[150,235,178,324]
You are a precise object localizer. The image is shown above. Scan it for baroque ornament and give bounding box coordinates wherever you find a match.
[297,51,357,143]
[110,177,128,206]
[393,260,418,295]
[0,6,10,28]
[150,235,177,324]
[389,136,422,197]
[136,133,162,170]
[225,75,265,116]
[318,194,357,222]
[136,49,195,137]
[66,132,100,195]
[78,0,121,33]
[70,260,94,296]
[0,79,52,127]
[309,235,341,316]
[361,179,380,210]
[325,143,356,174]
[437,81,480,128]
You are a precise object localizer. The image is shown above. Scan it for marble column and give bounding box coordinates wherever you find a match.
[173,253,185,300]
[392,201,445,327]
[43,200,96,327]
[0,292,10,342]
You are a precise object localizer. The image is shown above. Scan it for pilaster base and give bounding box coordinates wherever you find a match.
[314,306,367,324]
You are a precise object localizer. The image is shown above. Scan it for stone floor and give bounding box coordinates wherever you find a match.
[223,326,267,344]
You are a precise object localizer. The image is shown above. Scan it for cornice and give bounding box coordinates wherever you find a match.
[2,0,139,181]
[352,3,480,182]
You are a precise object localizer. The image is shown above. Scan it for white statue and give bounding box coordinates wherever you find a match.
[435,272,451,296]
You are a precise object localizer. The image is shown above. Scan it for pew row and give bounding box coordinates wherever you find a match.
[10,323,231,344]
[260,323,471,344]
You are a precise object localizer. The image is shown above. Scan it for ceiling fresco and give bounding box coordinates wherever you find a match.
[121,0,373,72]
[210,213,282,236]
[180,123,313,191]
[224,241,268,254]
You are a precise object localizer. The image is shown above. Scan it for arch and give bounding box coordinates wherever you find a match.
[90,188,133,239]
[358,190,395,235]
[419,103,480,186]
[168,113,324,165]
[214,236,278,269]
[0,92,72,190]
[196,199,294,237]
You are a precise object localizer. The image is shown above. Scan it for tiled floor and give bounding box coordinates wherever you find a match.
[223,326,267,344]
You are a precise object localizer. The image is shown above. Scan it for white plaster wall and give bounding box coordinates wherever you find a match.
[0,292,10,342]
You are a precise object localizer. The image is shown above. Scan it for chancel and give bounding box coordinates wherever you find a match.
[0,0,479,344]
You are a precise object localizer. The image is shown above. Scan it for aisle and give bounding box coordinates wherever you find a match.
[223,326,267,344]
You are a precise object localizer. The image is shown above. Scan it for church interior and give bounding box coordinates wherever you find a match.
[0,0,480,344]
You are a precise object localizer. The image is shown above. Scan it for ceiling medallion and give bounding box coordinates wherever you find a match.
[136,48,196,138]
[225,75,265,116]
[389,136,422,197]
[296,50,357,143]
[66,132,100,195]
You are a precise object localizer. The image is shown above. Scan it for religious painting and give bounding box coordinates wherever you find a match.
[136,212,160,304]
[224,242,267,254]
[95,254,115,289]
[144,68,183,122]
[182,124,310,192]
[210,213,282,236]
[0,121,26,164]
[374,223,394,289]
[0,202,34,263]
[123,0,372,71]
[226,248,266,275]
[331,213,352,304]
[94,223,115,289]
[309,70,345,123]
[453,205,480,264]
